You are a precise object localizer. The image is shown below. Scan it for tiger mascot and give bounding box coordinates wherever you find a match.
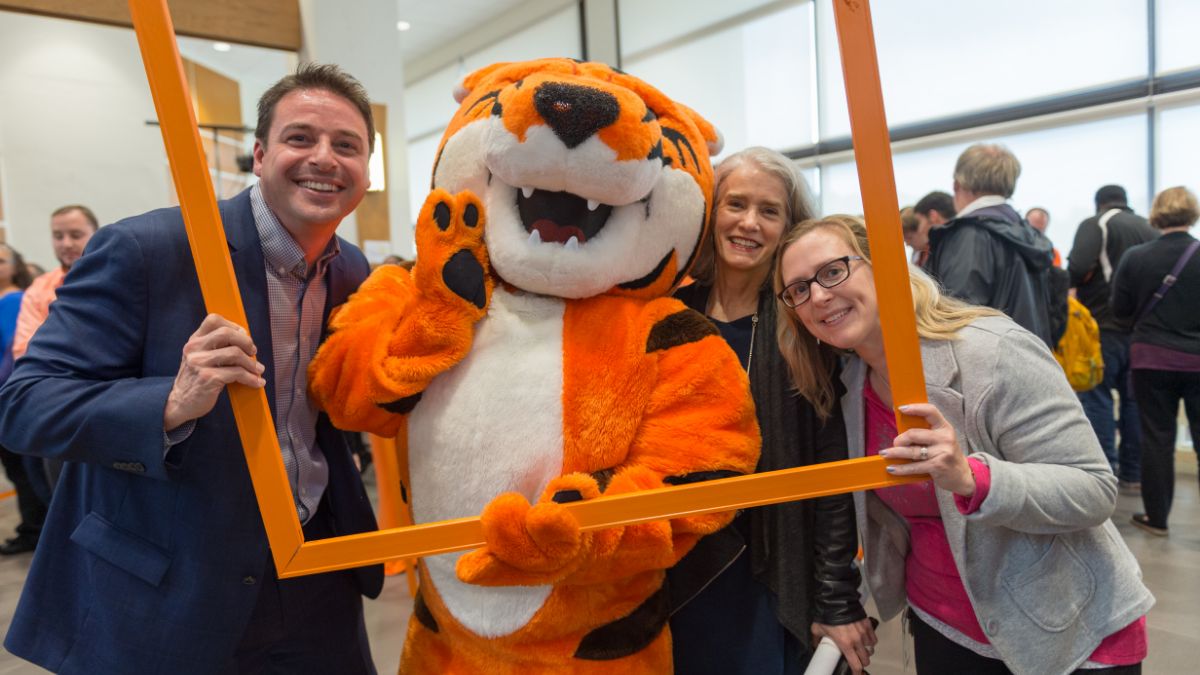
[309,58,760,674]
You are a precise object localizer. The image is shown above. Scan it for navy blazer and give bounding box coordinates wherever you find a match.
[0,189,383,674]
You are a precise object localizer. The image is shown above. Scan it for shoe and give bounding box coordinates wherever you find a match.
[1118,480,1142,496]
[0,534,38,555]
[1130,513,1168,537]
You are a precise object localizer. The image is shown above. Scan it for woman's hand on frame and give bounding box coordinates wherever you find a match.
[881,403,976,498]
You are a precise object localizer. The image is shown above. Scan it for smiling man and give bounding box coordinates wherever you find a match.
[0,64,383,674]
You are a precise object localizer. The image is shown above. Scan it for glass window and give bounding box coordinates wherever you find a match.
[617,0,787,59]
[815,114,1148,258]
[1157,0,1200,74]
[1157,102,1200,195]
[624,3,816,157]
[816,0,1148,140]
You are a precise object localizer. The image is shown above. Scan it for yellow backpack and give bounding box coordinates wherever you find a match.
[1054,296,1103,392]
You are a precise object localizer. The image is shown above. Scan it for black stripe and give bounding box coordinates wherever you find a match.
[661,126,699,170]
[645,309,718,353]
[663,469,744,486]
[414,588,439,633]
[574,585,669,660]
[591,468,616,492]
[379,392,422,414]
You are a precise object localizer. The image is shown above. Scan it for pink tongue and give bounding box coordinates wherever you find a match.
[533,219,586,244]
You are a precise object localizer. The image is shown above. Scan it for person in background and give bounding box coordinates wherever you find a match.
[12,205,98,360]
[1068,185,1158,493]
[1111,186,1200,537]
[1026,206,1063,266]
[24,262,45,279]
[909,191,955,268]
[925,144,1055,346]
[0,63,383,674]
[0,243,43,556]
[669,147,873,674]
[776,215,1151,675]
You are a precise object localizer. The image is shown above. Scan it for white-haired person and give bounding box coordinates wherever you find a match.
[668,148,874,674]
[773,215,1151,675]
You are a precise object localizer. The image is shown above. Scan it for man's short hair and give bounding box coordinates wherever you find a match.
[255,63,374,154]
[900,206,918,234]
[954,143,1020,198]
[913,191,956,220]
[51,205,99,230]
[1094,184,1128,210]
[1025,206,1049,221]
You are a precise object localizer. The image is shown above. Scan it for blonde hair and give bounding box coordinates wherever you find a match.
[773,215,1002,419]
[690,147,815,286]
[1149,186,1199,231]
[954,143,1020,198]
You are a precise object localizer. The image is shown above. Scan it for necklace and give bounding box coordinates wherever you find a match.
[746,313,758,375]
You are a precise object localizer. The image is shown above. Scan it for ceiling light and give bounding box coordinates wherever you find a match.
[213,42,232,52]
[396,20,411,31]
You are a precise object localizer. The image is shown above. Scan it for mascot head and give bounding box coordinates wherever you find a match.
[431,58,722,300]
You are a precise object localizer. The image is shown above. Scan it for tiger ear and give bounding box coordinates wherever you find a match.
[676,102,723,156]
[454,62,512,103]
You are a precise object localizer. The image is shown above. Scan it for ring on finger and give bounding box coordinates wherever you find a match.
[865,646,875,655]
[918,446,928,461]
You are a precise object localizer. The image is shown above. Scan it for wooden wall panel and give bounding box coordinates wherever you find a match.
[0,0,300,51]
[354,102,391,251]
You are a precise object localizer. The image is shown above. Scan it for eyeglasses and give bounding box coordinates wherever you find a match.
[777,256,864,308]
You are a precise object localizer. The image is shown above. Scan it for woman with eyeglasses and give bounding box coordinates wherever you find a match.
[774,215,1152,675]
[668,149,875,674]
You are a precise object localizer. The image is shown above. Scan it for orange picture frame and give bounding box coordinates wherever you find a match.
[128,0,928,578]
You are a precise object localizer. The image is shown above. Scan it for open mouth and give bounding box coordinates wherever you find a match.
[517,188,614,246]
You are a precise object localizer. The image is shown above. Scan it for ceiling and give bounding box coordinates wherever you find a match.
[393,0,528,62]
[176,0,529,85]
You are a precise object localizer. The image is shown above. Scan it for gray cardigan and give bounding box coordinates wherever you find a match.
[839,315,1153,675]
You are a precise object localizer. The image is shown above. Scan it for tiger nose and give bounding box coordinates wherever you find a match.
[534,82,620,149]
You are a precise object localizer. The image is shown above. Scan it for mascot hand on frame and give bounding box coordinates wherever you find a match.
[310,58,760,675]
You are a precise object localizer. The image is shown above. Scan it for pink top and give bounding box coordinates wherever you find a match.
[864,381,1146,665]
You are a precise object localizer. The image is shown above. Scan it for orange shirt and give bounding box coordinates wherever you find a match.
[13,267,66,359]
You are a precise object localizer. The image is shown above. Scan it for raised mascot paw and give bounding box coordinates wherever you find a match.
[456,475,602,587]
[412,188,492,316]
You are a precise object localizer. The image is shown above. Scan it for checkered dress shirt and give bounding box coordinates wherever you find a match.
[251,185,339,523]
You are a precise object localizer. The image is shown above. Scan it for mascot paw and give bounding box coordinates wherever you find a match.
[413,189,492,314]
[457,476,602,586]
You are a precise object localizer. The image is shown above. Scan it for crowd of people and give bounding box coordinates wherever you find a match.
[0,61,1196,675]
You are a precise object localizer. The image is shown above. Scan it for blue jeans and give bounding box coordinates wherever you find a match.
[1078,331,1142,482]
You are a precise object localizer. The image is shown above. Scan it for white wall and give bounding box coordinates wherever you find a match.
[0,10,169,270]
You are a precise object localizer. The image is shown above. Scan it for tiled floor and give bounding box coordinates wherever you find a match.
[0,451,1196,674]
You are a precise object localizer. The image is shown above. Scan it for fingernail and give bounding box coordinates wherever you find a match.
[885,466,895,473]
[879,449,889,457]
[898,405,913,412]
[257,362,265,372]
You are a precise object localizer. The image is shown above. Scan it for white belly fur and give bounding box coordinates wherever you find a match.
[407,288,566,638]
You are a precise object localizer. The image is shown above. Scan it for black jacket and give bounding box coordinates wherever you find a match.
[668,284,865,641]
[1111,231,1200,355]
[928,203,1056,346]
[1067,207,1158,332]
